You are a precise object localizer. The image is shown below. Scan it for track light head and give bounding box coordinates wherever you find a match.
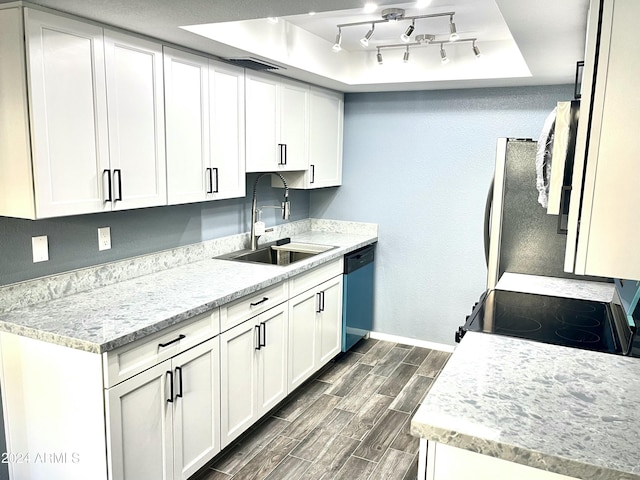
[360,24,375,47]
[401,21,415,43]
[403,47,410,63]
[472,41,481,58]
[332,29,342,52]
[440,44,449,64]
[449,17,460,41]
[377,48,383,65]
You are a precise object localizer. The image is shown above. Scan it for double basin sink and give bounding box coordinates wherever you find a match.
[216,239,337,267]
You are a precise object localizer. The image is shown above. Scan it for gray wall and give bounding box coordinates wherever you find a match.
[310,84,574,346]
[0,173,309,286]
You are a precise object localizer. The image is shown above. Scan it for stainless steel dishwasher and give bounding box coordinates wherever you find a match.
[342,244,375,352]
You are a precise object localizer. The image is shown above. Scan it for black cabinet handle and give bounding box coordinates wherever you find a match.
[158,334,185,349]
[205,168,213,193]
[212,167,219,193]
[114,169,123,201]
[254,325,261,350]
[103,169,112,202]
[166,370,174,403]
[316,292,322,313]
[320,291,325,312]
[260,321,267,348]
[310,164,315,184]
[278,144,287,165]
[175,366,183,399]
[250,297,269,307]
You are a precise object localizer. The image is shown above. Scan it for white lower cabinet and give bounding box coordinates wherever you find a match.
[422,441,578,480]
[106,338,220,480]
[288,271,343,392]
[220,302,288,447]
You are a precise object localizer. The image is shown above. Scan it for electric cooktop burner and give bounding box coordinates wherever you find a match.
[463,289,620,354]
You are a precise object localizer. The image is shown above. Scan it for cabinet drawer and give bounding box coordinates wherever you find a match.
[220,282,288,333]
[289,259,343,298]
[103,309,219,388]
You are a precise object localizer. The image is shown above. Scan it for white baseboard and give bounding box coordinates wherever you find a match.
[368,331,456,353]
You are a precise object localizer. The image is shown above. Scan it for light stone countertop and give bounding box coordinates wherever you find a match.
[497,272,615,302]
[0,228,377,354]
[411,332,640,480]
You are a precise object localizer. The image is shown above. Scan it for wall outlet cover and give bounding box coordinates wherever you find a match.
[98,227,111,251]
[32,235,49,263]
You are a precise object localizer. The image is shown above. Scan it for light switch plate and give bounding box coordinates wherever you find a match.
[98,227,111,251]
[32,235,49,263]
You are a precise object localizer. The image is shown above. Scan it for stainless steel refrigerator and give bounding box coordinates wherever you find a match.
[485,138,607,289]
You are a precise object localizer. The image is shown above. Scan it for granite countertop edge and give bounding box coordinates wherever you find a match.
[409,423,637,480]
[0,232,377,354]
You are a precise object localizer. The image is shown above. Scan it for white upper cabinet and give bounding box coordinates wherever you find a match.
[23,9,110,218]
[245,71,309,172]
[0,8,166,219]
[104,30,167,210]
[164,47,245,205]
[565,0,640,280]
[279,87,344,189]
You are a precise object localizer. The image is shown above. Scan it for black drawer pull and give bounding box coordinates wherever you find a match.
[158,334,185,348]
[250,297,269,307]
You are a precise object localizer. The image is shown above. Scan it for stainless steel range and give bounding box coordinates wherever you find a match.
[456,138,638,356]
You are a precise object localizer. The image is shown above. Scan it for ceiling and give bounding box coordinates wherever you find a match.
[7,0,590,92]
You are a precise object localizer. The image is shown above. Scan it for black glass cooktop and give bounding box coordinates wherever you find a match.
[463,289,621,354]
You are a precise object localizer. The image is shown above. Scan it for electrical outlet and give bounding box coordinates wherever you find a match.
[98,227,111,251]
[32,235,49,263]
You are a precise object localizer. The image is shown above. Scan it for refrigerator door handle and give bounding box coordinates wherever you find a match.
[484,178,494,267]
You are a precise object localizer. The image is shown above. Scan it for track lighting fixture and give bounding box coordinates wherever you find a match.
[360,24,375,47]
[332,28,342,52]
[440,44,449,64]
[403,46,410,63]
[401,20,415,43]
[449,15,460,41]
[472,40,481,58]
[377,48,384,65]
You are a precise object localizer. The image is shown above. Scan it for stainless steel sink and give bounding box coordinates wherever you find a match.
[217,242,337,266]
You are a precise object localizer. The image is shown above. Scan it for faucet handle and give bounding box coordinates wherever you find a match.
[282,201,291,220]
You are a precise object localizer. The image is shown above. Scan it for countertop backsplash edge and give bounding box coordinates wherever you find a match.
[0,218,376,313]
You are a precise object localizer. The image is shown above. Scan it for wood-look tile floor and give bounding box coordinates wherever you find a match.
[193,338,451,480]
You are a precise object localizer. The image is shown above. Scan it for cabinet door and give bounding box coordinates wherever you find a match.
[25,8,110,218]
[164,47,210,205]
[279,79,309,171]
[220,319,259,447]
[209,61,246,200]
[245,73,279,172]
[308,88,343,188]
[257,304,288,415]
[104,30,166,210]
[569,0,640,279]
[317,275,343,366]
[106,361,173,480]
[173,338,221,480]
[288,288,318,392]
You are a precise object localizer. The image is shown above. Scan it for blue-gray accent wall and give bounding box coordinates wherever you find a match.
[0,173,310,286]
[310,84,574,345]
